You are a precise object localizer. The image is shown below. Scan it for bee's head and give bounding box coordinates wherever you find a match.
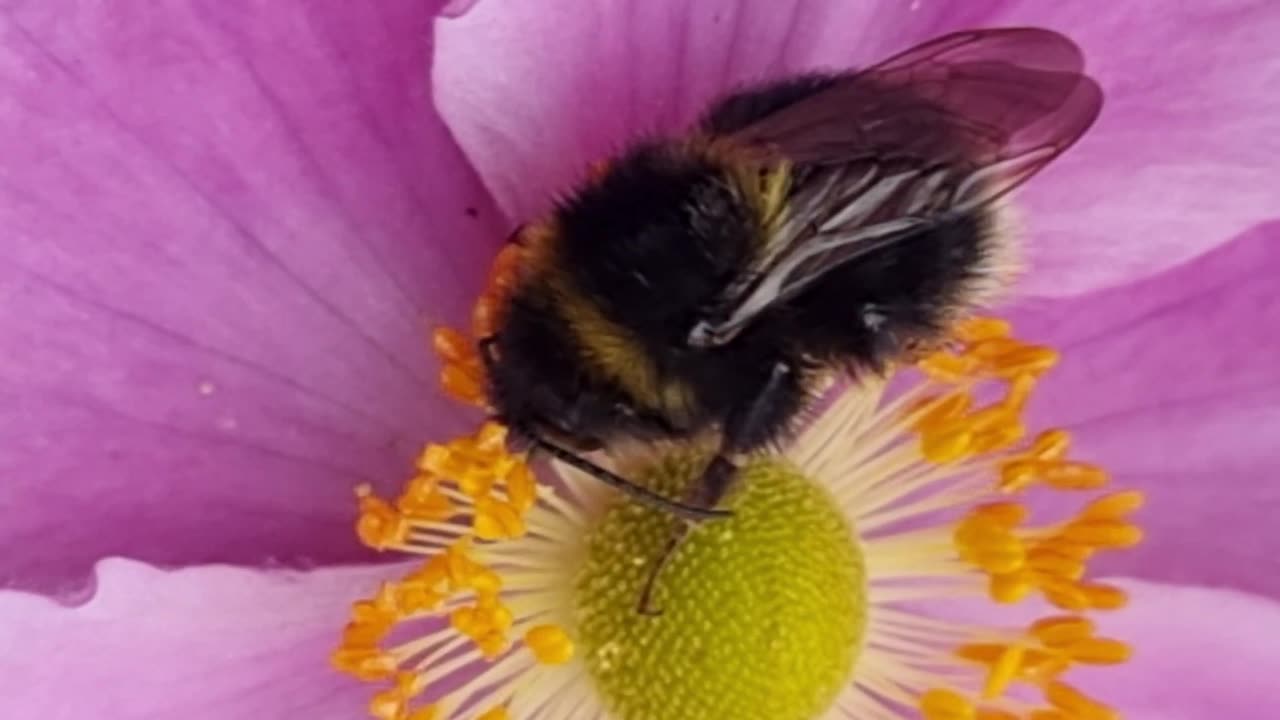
[482,324,616,455]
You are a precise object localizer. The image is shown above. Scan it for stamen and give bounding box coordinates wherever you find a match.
[340,311,1139,720]
[524,625,575,665]
[920,688,975,720]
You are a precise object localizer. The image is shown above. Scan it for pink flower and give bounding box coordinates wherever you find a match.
[1,1,1277,718]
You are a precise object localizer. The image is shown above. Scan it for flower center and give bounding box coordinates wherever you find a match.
[574,453,865,720]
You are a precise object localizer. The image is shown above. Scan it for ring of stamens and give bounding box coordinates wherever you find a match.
[332,236,1140,720]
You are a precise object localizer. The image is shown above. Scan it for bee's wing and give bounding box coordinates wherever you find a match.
[688,28,1102,348]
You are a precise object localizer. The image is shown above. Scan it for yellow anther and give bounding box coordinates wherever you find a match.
[331,647,398,681]
[1026,550,1085,581]
[1078,582,1128,610]
[1041,462,1109,490]
[432,326,476,365]
[369,689,405,720]
[450,606,479,636]
[988,345,1059,379]
[488,603,515,632]
[921,428,974,463]
[919,351,981,382]
[474,421,509,455]
[1065,638,1131,665]
[1029,616,1095,647]
[973,542,1026,575]
[970,421,1026,453]
[441,363,487,406]
[525,624,575,665]
[413,554,450,589]
[975,710,1018,720]
[1061,520,1143,548]
[1020,653,1070,681]
[477,706,511,720]
[972,502,1028,527]
[981,645,1024,699]
[999,459,1107,493]
[369,673,425,720]
[1001,373,1037,413]
[473,496,527,540]
[912,391,975,432]
[1041,581,1090,611]
[956,516,1019,545]
[351,596,395,627]
[1044,681,1119,720]
[1082,490,1145,519]
[444,541,480,588]
[989,572,1032,604]
[954,316,1012,343]
[394,582,443,614]
[398,476,455,520]
[919,688,976,720]
[955,643,1004,664]
[416,444,463,477]
[505,461,537,512]
[349,596,396,629]
[477,629,510,660]
[968,337,1024,362]
[341,620,389,649]
[355,485,409,551]
[489,241,524,283]
[1033,539,1094,562]
[1030,429,1071,460]
[467,567,503,595]
[458,469,496,499]
[961,405,1017,434]
[998,459,1040,493]
[472,293,502,340]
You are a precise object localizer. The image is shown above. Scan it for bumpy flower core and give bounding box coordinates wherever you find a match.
[576,454,864,720]
[332,240,1141,720]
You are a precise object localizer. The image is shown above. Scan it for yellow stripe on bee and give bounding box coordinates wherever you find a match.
[544,263,695,419]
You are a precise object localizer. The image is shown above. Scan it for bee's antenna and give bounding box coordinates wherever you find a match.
[525,435,731,523]
[636,524,691,616]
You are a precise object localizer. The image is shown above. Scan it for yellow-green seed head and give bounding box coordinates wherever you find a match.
[573,453,866,720]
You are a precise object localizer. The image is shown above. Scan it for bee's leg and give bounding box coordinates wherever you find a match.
[526,434,731,523]
[638,361,794,615]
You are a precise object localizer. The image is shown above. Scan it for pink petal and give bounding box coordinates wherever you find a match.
[938,579,1280,719]
[0,558,410,718]
[434,0,1277,294]
[1015,222,1280,597]
[973,1,1280,296]
[433,0,975,223]
[1078,580,1280,719]
[0,1,500,594]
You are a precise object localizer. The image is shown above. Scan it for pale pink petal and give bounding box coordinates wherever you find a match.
[0,1,500,593]
[434,0,1279,294]
[936,578,1280,719]
[974,1,1280,296]
[0,558,411,718]
[433,0,985,223]
[1078,579,1280,720]
[1014,222,1280,596]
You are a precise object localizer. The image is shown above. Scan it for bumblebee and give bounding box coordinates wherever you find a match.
[476,27,1102,608]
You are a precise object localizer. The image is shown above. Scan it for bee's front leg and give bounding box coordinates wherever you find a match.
[637,360,795,615]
